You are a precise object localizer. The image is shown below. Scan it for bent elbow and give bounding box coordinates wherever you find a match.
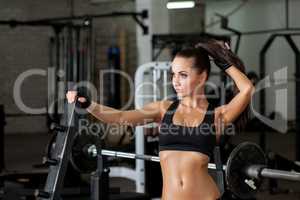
[243,84,255,96]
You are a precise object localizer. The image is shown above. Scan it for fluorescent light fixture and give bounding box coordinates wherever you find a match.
[167,1,195,9]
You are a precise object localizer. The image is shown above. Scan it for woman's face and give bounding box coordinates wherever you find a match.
[171,56,207,99]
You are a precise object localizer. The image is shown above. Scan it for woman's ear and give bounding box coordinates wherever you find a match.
[199,71,208,85]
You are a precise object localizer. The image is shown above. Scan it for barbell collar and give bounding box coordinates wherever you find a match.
[244,165,266,179]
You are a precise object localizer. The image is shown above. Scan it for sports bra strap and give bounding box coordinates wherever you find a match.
[162,100,215,125]
[162,100,180,124]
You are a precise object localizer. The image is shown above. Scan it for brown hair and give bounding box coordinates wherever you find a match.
[175,41,250,133]
[224,50,249,133]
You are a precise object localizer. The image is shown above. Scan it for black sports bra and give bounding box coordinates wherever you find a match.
[159,100,217,158]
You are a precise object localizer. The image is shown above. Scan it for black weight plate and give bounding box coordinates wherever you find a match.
[226,142,266,199]
[70,133,102,173]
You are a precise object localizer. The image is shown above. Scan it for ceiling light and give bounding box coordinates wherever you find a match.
[167,1,195,9]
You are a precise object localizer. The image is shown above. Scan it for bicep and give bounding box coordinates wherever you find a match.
[119,101,162,126]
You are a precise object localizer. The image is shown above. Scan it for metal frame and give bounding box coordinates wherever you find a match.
[0,106,4,175]
[135,62,172,193]
[38,104,77,200]
[259,34,300,161]
[221,0,300,37]
[104,62,171,193]
[0,10,148,34]
[151,33,230,61]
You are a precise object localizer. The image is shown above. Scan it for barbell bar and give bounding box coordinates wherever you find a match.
[83,142,300,199]
[86,145,225,170]
[48,123,300,199]
[87,144,300,182]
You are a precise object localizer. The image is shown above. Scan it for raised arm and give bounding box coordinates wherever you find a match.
[220,66,254,124]
[86,101,162,126]
[196,39,254,137]
[66,91,162,126]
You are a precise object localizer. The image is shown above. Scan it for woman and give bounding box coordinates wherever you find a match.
[66,40,254,200]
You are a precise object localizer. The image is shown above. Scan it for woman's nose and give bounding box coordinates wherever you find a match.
[173,76,179,85]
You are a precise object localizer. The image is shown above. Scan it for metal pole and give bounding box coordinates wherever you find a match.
[88,148,225,170]
[296,46,300,161]
[259,34,276,151]
[285,35,300,161]
[0,105,5,173]
[89,148,300,182]
[286,0,289,29]
[261,168,300,181]
[245,165,300,181]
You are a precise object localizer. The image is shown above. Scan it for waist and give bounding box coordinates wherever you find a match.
[159,144,213,158]
[160,150,210,172]
[160,150,210,186]
[159,150,220,199]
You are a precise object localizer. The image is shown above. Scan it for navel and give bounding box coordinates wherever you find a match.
[179,179,184,188]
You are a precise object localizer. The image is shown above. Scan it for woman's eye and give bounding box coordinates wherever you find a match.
[180,74,188,78]
[169,73,187,79]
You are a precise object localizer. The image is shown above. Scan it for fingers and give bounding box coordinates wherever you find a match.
[66,91,77,103]
[66,91,88,104]
[78,97,87,103]
[214,109,226,139]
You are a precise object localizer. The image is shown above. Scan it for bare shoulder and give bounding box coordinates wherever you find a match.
[142,100,174,122]
[157,100,174,119]
[159,100,173,110]
[144,100,171,111]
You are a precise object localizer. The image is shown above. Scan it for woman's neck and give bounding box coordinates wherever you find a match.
[179,95,208,108]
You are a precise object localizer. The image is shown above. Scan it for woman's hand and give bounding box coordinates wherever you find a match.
[213,105,227,144]
[66,91,78,103]
[66,90,91,109]
[195,39,234,71]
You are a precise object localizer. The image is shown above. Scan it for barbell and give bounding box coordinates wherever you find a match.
[46,122,300,199]
[70,136,300,200]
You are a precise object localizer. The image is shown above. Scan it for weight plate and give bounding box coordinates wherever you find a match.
[226,142,266,199]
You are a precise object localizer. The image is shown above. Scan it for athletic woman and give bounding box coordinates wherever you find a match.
[66,39,254,200]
